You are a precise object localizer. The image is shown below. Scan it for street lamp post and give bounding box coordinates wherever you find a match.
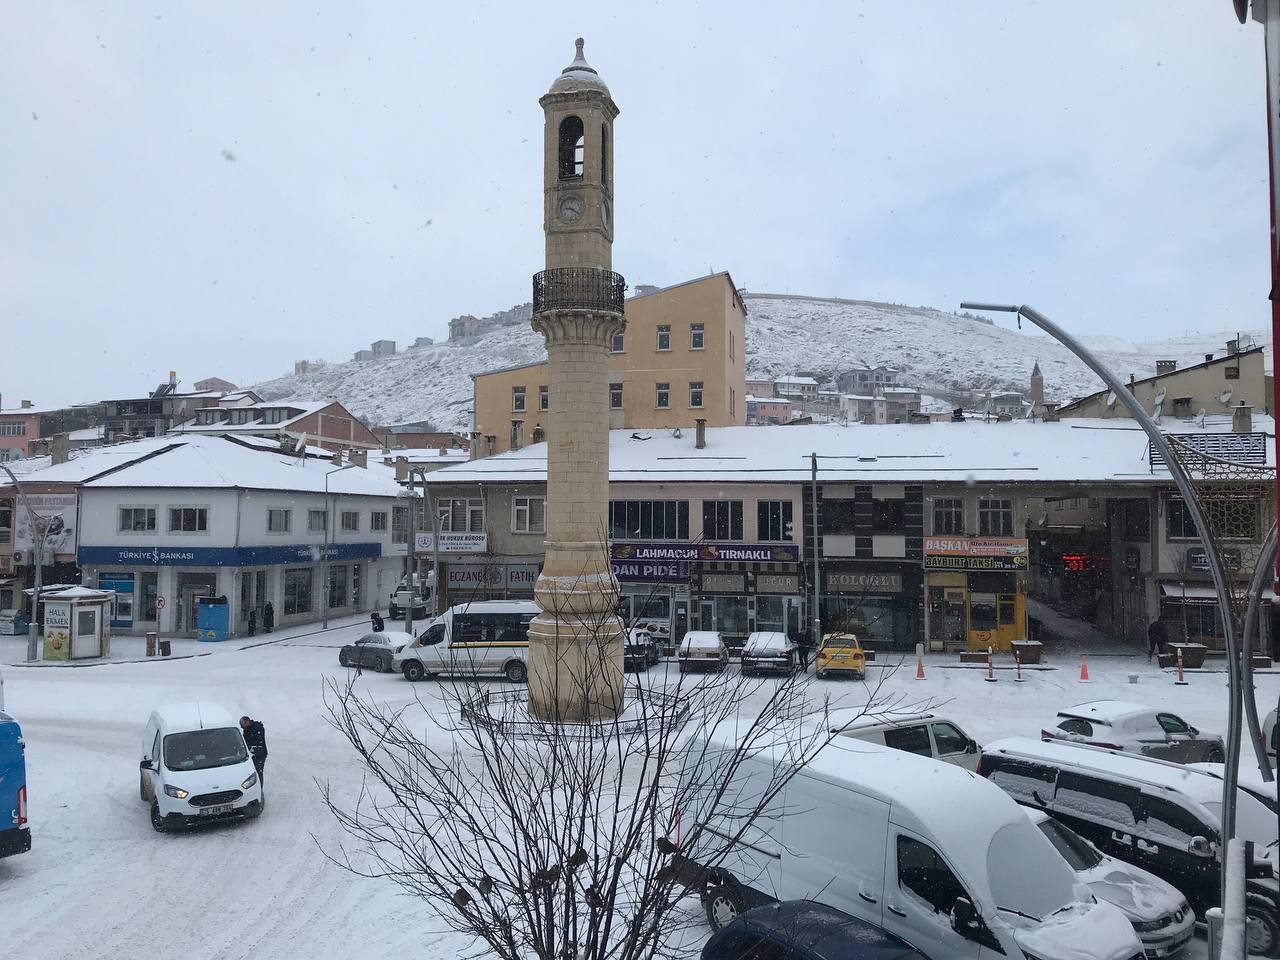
[961,301,1252,902]
[1,463,48,662]
[322,462,356,629]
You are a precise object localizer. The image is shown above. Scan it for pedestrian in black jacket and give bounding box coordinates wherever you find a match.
[1147,619,1168,660]
[240,716,268,787]
[261,601,275,634]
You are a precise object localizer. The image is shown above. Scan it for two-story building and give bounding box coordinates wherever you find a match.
[169,393,381,451]
[101,374,225,443]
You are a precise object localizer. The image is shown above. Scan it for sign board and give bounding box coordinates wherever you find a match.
[1186,546,1242,572]
[42,600,71,661]
[824,571,904,594]
[415,532,488,554]
[156,595,166,609]
[611,542,799,563]
[922,537,1028,572]
[612,560,688,583]
[446,562,540,594]
[756,573,800,594]
[700,573,746,593]
[78,542,382,567]
[15,493,78,556]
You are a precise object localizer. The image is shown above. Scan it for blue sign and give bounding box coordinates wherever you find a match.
[78,542,382,568]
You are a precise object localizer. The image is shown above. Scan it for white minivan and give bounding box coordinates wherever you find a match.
[393,600,538,683]
[677,732,1143,960]
[140,701,263,832]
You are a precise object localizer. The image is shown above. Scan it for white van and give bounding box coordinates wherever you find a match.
[677,732,1142,960]
[139,702,263,832]
[830,710,981,771]
[393,600,538,683]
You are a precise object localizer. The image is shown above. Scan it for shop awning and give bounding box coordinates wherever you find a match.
[1160,584,1277,604]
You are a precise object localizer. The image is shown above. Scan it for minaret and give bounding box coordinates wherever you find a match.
[527,39,626,720]
[1030,361,1044,407]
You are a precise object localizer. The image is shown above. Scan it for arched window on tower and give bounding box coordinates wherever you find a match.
[558,115,584,179]
[601,123,609,185]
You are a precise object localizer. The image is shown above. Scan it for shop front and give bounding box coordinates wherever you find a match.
[440,556,542,605]
[923,537,1029,652]
[1157,581,1274,652]
[611,555,689,649]
[822,563,921,651]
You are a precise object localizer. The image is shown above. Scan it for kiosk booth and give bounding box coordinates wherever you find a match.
[38,586,114,661]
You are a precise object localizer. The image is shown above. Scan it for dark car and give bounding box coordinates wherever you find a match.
[702,900,929,960]
[338,630,414,673]
[623,628,661,672]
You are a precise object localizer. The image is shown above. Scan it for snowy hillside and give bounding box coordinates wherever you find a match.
[252,292,1271,432]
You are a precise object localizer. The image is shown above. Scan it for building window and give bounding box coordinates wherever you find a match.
[539,385,549,411]
[610,500,689,541]
[978,498,1014,537]
[610,383,623,410]
[610,332,625,353]
[730,330,735,361]
[690,323,705,350]
[439,498,484,533]
[391,505,409,544]
[168,507,208,533]
[1171,397,1193,417]
[1119,500,1149,541]
[872,498,905,534]
[689,381,704,408]
[558,115,584,179]
[702,500,744,541]
[267,508,291,533]
[601,122,609,183]
[1225,366,1240,380]
[730,387,736,418]
[758,500,793,542]
[512,386,526,412]
[328,564,348,609]
[0,423,27,436]
[371,510,388,533]
[932,498,964,535]
[283,567,313,616]
[340,510,359,533]
[0,502,11,544]
[512,496,546,534]
[656,325,671,351]
[307,509,327,533]
[119,507,157,533]
[822,499,857,534]
[656,383,670,409]
[1165,498,1198,540]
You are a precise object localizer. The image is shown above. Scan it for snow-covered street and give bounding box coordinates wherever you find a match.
[2,622,1275,960]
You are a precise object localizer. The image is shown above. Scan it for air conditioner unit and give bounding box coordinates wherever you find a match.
[11,550,26,565]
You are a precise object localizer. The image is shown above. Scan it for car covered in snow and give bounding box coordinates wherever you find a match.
[1023,807,1193,957]
[140,701,263,832]
[623,628,661,672]
[1265,707,1277,767]
[739,631,796,676]
[338,630,414,673]
[1041,700,1224,764]
[677,631,728,673]
[830,711,980,771]
[701,900,930,960]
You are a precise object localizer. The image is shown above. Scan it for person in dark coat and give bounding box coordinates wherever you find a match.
[261,601,275,634]
[370,611,385,633]
[796,631,813,673]
[1147,618,1168,660]
[240,715,268,786]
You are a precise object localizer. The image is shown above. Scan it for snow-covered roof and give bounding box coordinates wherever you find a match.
[777,376,818,385]
[422,416,1275,487]
[67,425,105,442]
[169,400,330,435]
[0,436,180,486]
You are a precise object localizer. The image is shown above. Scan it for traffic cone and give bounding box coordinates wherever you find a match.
[1174,647,1189,686]
[1079,655,1089,682]
[1014,649,1026,683]
[915,655,925,681]
[984,646,998,682]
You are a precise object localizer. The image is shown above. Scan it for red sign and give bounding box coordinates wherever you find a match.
[156,596,166,609]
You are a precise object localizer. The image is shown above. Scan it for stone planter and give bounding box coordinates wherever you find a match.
[1157,652,1177,669]
[1169,642,1208,670]
[959,651,988,664]
[1011,640,1043,665]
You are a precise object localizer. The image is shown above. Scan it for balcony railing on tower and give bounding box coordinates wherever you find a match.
[532,267,626,315]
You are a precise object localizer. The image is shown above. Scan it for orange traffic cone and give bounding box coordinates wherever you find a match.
[915,656,925,681]
[1079,655,1090,682]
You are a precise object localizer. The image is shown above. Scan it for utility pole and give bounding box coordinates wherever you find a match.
[810,453,822,652]
[322,462,355,629]
[1,463,47,662]
[406,468,418,635]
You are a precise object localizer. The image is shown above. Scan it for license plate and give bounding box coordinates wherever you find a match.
[833,654,848,660]
[199,804,234,816]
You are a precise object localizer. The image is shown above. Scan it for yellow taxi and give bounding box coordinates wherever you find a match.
[815,633,866,680]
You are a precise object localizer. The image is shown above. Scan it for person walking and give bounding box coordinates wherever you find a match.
[1147,618,1168,660]
[796,631,813,673]
[261,601,275,634]
[240,715,268,789]
[370,610,385,633]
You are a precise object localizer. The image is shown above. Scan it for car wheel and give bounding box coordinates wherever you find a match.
[150,802,168,833]
[139,772,149,802]
[702,878,746,932]
[402,660,425,682]
[1205,744,1226,764]
[1245,897,1279,957]
[339,651,351,667]
[505,660,528,684]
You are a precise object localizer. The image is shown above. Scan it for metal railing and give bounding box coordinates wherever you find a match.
[532,267,626,314]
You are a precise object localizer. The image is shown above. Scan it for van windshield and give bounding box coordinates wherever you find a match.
[987,820,1076,919]
[164,728,249,771]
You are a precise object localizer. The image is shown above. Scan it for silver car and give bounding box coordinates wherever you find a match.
[1041,700,1224,764]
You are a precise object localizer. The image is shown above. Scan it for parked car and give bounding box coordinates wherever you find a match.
[1022,807,1193,958]
[815,633,866,679]
[140,701,263,832]
[676,732,1144,960]
[623,627,661,672]
[0,710,30,860]
[830,711,980,771]
[339,630,414,673]
[1041,700,1225,763]
[678,631,728,673]
[393,600,537,683]
[1264,707,1277,768]
[979,737,1279,957]
[740,631,797,676]
[702,900,932,960]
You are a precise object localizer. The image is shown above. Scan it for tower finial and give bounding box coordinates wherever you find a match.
[575,37,585,58]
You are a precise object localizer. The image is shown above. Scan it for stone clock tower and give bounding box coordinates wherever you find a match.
[527,38,626,721]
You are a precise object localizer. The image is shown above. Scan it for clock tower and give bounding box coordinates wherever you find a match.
[527,39,626,721]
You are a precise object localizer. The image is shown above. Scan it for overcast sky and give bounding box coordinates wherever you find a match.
[1,2,1271,406]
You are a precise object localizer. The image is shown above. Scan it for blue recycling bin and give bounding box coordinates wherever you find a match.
[195,596,231,642]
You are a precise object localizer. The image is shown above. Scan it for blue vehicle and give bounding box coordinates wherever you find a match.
[0,711,31,859]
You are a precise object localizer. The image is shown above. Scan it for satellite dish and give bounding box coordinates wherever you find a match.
[1219,386,1233,405]
[1154,387,1167,405]
[1106,391,1118,408]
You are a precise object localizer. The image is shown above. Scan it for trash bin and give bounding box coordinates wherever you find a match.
[159,639,171,657]
[195,596,231,642]
[146,632,157,657]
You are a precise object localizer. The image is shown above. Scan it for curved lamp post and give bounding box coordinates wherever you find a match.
[0,463,48,662]
[322,462,356,629]
[960,301,1257,889]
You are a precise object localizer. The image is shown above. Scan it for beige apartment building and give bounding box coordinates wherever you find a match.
[471,271,746,455]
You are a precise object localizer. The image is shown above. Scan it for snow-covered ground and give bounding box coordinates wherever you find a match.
[2,623,1275,960]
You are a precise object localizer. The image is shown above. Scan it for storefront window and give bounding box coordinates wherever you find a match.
[701,595,748,636]
[328,565,348,608]
[284,567,313,615]
[1165,499,1198,540]
[140,571,159,621]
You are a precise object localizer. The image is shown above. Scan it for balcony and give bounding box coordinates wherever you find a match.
[532,267,626,315]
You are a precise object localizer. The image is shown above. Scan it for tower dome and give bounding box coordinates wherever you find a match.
[547,37,610,97]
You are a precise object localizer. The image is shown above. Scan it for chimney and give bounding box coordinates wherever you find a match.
[1155,360,1177,376]
[169,370,177,386]
[695,418,707,449]
[1227,339,1240,356]
[1233,403,1253,434]
[20,400,32,409]
[331,448,342,466]
[1205,353,1215,363]
[350,449,368,468]
[51,433,70,465]
[394,456,409,482]
[510,420,523,451]
[1042,402,1060,423]
[486,435,496,457]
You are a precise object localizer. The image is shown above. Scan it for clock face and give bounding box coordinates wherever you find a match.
[558,195,584,223]
[600,195,612,230]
